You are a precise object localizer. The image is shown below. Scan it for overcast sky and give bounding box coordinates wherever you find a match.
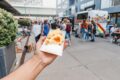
[43,0,56,8]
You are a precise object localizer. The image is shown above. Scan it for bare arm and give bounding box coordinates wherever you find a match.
[1,37,57,80]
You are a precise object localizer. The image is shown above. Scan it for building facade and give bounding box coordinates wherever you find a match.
[60,0,120,26]
[56,0,120,26]
[100,0,120,26]
[56,0,69,17]
[8,0,57,17]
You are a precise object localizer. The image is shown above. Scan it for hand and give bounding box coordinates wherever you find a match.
[35,37,67,66]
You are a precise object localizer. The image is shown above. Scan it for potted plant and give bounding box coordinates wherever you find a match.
[18,18,32,28]
[0,8,18,78]
[18,18,32,36]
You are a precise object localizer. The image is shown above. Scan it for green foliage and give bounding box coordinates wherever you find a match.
[18,18,32,27]
[0,8,18,47]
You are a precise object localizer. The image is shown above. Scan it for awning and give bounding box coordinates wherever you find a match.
[0,0,20,15]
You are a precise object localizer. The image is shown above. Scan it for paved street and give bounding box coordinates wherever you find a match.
[36,37,120,80]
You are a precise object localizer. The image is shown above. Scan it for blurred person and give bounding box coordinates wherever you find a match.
[91,20,97,42]
[55,20,61,29]
[106,21,113,36]
[65,20,72,46]
[74,25,80,38]
[87,22,93,40]
[58,21,64,30]
[51,22,58,30]
[111,24,118,33]
[111,24,120,43]
[80,20,88,41]
[1,37,67,80]
[22,26,27,36]
[42,20,50,36]
[62,21,67,31]
[32,21,42,42]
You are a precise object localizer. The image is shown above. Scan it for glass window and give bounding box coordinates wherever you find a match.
[117,13,120,27]
[112,0,120,6]
[75,6,78,12]
[101,0,112,9]
[76,0,78,3]
[110,13,116,24]
[57,0,61,5]
[69,0,75,6]
[101,0,120,9]
[80,0,94,10]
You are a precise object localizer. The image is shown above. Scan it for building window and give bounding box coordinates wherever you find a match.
[101,0,112,9]
[117,13,120,27]
[80,0,94,10]
[110,13,117,24]
[76,0,78,3]
[110,13,120,27]
[69,0,75,6]
[75,6,78,12]
[69,8,71,15]
[101,0,120,9]
[112,0,120,6]
[57,0,61,5]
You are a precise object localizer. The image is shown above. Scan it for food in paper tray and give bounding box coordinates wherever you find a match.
[40,29,65,56]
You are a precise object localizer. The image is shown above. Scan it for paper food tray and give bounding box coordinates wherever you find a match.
[40,29,65,56]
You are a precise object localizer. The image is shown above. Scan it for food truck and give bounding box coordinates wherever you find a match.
[75,10,109,36]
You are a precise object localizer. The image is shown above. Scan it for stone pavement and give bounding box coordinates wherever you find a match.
[13,32,35,70]
[36,37,120,80]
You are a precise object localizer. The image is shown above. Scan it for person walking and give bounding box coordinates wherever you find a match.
[32,21,42,42]
[91,20,97,42]
[59,21,64,30]
[81,20,88,41]
[65,21,72,46]
[42,20,50,36]
[62,21,67,31]
[106,21,113,36]
[87,22,93,40]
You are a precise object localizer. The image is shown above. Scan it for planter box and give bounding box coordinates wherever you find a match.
[0,43,16,78]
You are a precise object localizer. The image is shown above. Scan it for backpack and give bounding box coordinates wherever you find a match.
[66,24,71,32]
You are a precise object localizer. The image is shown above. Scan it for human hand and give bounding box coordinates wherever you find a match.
[35,36,67,66]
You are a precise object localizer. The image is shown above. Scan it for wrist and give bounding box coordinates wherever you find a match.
[34,52,48,67]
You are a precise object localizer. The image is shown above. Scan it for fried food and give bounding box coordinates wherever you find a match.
[45,29,64,45]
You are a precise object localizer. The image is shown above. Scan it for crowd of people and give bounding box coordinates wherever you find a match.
[74,20,120,43]
[32,18,120,44]
[79,20,97,42]
[19,17,120,45]
[108,23,120,43]
[32,18,72,46]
